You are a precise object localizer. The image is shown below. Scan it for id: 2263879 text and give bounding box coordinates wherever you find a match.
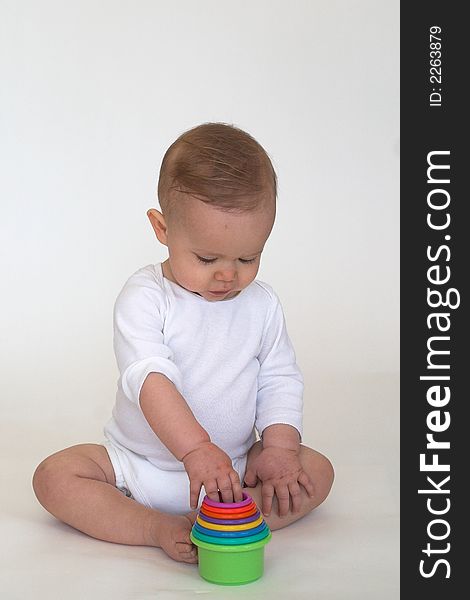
[429,26,442,107]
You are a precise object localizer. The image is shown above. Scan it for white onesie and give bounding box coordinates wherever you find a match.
[104,263,303,513]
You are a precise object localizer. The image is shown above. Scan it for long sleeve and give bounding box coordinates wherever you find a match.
[255,291,304,438]
[113,270,184,406]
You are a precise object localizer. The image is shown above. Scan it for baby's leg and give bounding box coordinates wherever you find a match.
[244,441,334,531]
[32,444,197,563]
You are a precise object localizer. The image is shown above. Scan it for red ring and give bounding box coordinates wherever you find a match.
[201,501,257,516]
[200,505,258,520]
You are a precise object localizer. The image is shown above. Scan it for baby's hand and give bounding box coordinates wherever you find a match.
[182,442,243,509]
[244,446,314,517]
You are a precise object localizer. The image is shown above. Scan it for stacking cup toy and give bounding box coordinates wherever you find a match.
[190,492,271,585]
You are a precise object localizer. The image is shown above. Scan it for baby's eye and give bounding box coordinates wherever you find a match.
[239,257,257,264]
[196,255,217,264]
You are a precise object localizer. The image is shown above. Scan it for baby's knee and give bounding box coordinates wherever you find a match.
[32,453,67,506]
[300,446,335,502]
[33,444,111,506]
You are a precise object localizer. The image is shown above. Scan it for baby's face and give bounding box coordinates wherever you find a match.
[162,196,275,301]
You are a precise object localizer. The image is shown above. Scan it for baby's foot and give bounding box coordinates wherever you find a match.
[185,510,198,525]
[150,513,198,564]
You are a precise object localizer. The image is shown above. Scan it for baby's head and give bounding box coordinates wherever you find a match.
[148,123,277,301]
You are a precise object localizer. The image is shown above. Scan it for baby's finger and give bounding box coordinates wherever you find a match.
[181,554,198,564]
[204,478,220,503]
[189,479,202,509]
[298,471,315,497]
[229,470,244,503]
[275,484,290,517]
[243,467,257,487]
[261,482,275,516]
[288,480,302,514]
[218,476,235,503]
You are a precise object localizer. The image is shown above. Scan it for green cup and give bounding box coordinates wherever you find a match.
[190,531,272,585]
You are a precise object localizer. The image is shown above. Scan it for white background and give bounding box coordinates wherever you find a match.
[0,1,399,598]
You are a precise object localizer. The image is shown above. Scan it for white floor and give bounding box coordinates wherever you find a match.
[0,375,399,599]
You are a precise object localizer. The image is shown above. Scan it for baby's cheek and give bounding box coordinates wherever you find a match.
[180,267,205,290]
[245,276,257,290]
[195,270,211,288]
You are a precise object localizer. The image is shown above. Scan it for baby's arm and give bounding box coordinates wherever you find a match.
[244,424,314,517]
[250,288,311,516]
[140,373,243,507]
[113,270,242,507]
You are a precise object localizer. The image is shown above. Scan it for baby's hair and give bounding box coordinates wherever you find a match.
[157,122,277,216]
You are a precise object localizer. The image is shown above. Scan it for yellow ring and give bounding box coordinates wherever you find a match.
[196,515,263,531]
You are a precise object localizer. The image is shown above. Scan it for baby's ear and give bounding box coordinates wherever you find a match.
[147,209,168,246]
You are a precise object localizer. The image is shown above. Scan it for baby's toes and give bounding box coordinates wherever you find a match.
[176,542,198,564]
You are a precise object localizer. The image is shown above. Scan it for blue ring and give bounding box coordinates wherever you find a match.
[191,526,270,546]
[193,521,267,539]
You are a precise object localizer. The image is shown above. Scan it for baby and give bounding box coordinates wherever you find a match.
[33,122,334,564]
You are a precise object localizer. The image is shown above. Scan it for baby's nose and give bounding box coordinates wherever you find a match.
[214,268,236,282]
